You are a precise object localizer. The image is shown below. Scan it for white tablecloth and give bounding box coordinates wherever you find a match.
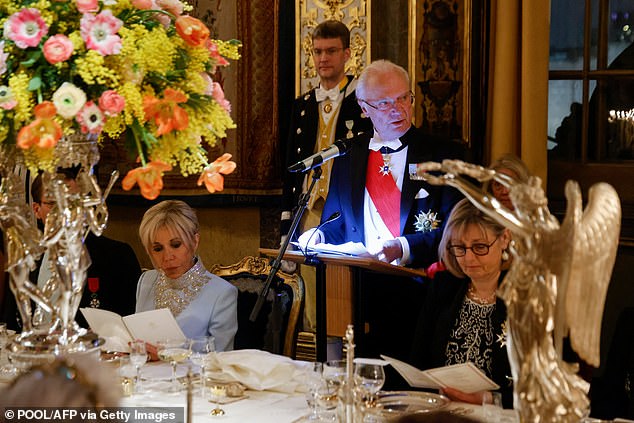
[121,360,308,423]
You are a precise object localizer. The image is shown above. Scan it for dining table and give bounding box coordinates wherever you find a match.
[119,360,520,423]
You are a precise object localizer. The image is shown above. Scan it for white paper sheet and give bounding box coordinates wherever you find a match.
[381,354,500,394]
[80,308,186,352]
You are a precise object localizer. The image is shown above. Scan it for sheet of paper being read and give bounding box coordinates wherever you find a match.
[292,241,375,257]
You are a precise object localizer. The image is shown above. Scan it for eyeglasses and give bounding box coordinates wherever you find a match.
[447,237,499,257]
[312,47,343,57]
[360,92,414,112]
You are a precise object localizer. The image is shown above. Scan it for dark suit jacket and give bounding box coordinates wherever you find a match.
[319,126,464,267]
[409,271,513,408]
[281,75,372,235]
[1,233,141,330]
[76,233,141,326]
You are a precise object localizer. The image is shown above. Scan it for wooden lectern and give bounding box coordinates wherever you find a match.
[259,248,425,361]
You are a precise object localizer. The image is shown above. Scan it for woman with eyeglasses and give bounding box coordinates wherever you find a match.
[409,198,513,408]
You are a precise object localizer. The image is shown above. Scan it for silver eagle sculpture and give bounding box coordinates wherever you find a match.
[412,159,621,422]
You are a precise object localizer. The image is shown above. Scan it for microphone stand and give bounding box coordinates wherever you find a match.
[249,166,322,326]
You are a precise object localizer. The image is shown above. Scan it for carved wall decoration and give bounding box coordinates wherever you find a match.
[413,0,470,142]
[296,0,371,95]
[99,0,282,195]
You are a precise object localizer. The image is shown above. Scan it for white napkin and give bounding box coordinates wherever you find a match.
[205,349,309,393]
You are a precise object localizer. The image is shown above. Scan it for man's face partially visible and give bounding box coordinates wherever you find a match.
[32,176,79,222]
[312,37,350,87]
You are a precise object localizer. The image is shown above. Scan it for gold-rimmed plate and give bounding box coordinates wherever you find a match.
[374,391,450,417]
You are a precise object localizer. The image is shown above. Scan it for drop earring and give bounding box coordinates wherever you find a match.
[501,249,510,261]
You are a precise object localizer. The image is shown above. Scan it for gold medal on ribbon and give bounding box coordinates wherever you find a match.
[323,102,333,114]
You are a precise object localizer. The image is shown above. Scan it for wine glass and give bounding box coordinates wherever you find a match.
[319,360,346,420]
[353,360,386,405]
[304,362,323,421]
[129,340,147,393]
[156,339,191,393]
[190,336,216,394]
[323,360,346,390]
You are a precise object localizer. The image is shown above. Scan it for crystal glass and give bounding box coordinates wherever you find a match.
[190,336,215,368]
[354,360,386,422]
[319,360,346,420]
[353,361,385,399]
[129,340,147,393]
[156,339,191,393]
[190,336,216,395]
[118,356,136,396]
[323,360,346,389]
[204,381,227,416]
[304,362,324,421]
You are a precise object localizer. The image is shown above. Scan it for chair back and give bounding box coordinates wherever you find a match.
[209,256,304,358]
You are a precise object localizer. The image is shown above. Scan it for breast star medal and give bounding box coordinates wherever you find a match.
[379,154,393,176]
[414,209,441,232]
[88,277,100,308]
[497,321,507,348]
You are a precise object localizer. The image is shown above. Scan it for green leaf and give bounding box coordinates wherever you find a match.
[28,76,42,91]
[20,50,42,67]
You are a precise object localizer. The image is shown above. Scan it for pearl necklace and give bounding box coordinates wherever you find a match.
[467,283,497,305]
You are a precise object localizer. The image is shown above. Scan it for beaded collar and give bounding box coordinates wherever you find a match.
[155,257,210,317]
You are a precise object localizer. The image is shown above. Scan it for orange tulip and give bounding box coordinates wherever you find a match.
[197,153,236,194]
[143,88,189,136]
[121,160,172,200]
[175,16,209,47]
[16,101,62,149]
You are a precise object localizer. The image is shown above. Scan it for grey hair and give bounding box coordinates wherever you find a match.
[439,199,507,278]
[139,200,200,257]
[489,153,530,184]
[355,59,410,101]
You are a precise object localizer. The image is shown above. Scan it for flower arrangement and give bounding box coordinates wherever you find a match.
[0,0,240,199]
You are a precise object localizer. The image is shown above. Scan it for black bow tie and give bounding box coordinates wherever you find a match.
[380,142,408,154]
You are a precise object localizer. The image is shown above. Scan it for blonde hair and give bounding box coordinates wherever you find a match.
[439,199,507,278]
[139,200,200,257]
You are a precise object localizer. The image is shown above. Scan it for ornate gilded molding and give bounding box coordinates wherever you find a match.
[412,0,470,142]
[296,0,371,95]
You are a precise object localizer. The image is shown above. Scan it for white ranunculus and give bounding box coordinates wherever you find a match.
[52,82,87,119]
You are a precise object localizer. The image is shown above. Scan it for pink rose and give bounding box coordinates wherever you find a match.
[212,82,231,113]
[43,35,74,64]
[132,0,152,9]
[76,0,98,13]
[157,0,184,16]
[99,90,125,116]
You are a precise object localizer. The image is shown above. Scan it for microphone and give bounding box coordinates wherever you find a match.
[288,133,363,173]
[301,211,341,264]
